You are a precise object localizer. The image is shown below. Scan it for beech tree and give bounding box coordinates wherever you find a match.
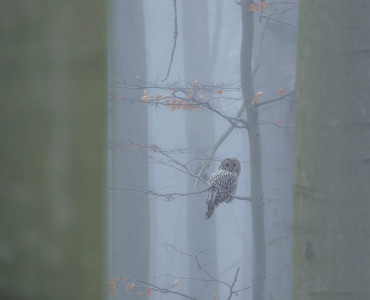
[0,1,106,300]
[107,1,150,300]
[293,1,370,299]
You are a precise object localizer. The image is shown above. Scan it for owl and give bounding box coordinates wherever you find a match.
[205,158,241,219]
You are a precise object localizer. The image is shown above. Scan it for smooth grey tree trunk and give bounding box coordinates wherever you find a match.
[257,7,297,300]
[182,0,218,297]
[0,1,106,300]
[108,0,149,299]
[241,1,266,300]
[293,1,370,299]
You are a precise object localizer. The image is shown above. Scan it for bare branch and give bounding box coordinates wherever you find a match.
[108,140,251,201]
[254,11,297,28]
[227,267,244,300]
[163,0,178,81]
[111,244,250,299]
[108,187,209,201]
[256,90,295,107]
[259,120,294,127]
[193,102,246,191]
[133,279,200,300]
[164,244,250,292]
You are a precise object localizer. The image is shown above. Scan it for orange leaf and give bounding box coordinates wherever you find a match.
[109,277,118,297]
[261,1,269,10]
[172,279,178,288]
[277,120,282,124]
[256,91,264,98]
[109,277,118,284]
[252,91,264,104]
[135,143,142,149]
[128,283,135,291]
[194,79,199,85]
[143,90,148,96]
[249,3,258,11]
[278,89,285,96]
[217,90,223,95]
[141,95,150,102]
[124,276,128,281]
[150,144,158,152]
[212,292,217,300]
[156,94,162,99]
[147,288,152,296]
[199,94,205,99]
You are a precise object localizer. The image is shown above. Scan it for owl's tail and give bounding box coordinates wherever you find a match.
[205,202,216,219]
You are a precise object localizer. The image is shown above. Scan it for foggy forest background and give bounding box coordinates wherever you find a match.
[1,1,369,300]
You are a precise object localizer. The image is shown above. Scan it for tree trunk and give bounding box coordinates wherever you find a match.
[293,1,370,299]
[182,0,218,297]
[257,6,297,300]
[108,0,149,299]
[241,1,266,300]
[0,1,106,300]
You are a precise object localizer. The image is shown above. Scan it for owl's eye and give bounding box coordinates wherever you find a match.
[225,163,230,167]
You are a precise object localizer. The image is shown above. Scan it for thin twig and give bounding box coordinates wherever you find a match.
[134,279,200,300]
[256,90,295,107]
[227,267,241,300]
[108,187,209,201]
[163,0,178,81]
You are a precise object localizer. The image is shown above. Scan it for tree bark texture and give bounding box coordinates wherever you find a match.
[293,1,370,299]
[0,1,106,299]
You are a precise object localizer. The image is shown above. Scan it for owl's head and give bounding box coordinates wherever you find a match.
[219,158,241,176]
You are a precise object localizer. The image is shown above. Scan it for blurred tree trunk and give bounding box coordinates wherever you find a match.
[108,0,149,299]
[293,1,370,299]
[257,6,297,300]
[0,1,106,300]
[240,1,266,300]
[182,0,218,296]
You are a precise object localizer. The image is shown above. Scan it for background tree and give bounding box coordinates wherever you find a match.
[107,0,150,299]
[255,2,298,299]
[240,1,266,299]
[0,1,106,299]
[182,0,220,297]
[293,1,370,299]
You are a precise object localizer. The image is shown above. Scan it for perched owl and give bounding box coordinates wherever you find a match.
[205,158,241,219]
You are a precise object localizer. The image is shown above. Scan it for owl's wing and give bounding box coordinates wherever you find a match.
[205,171,223,219]
[205,186,217,219]
[225,180,238,203]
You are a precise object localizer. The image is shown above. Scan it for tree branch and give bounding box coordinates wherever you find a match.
[162,0,178,81]
[256,90,295,107]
